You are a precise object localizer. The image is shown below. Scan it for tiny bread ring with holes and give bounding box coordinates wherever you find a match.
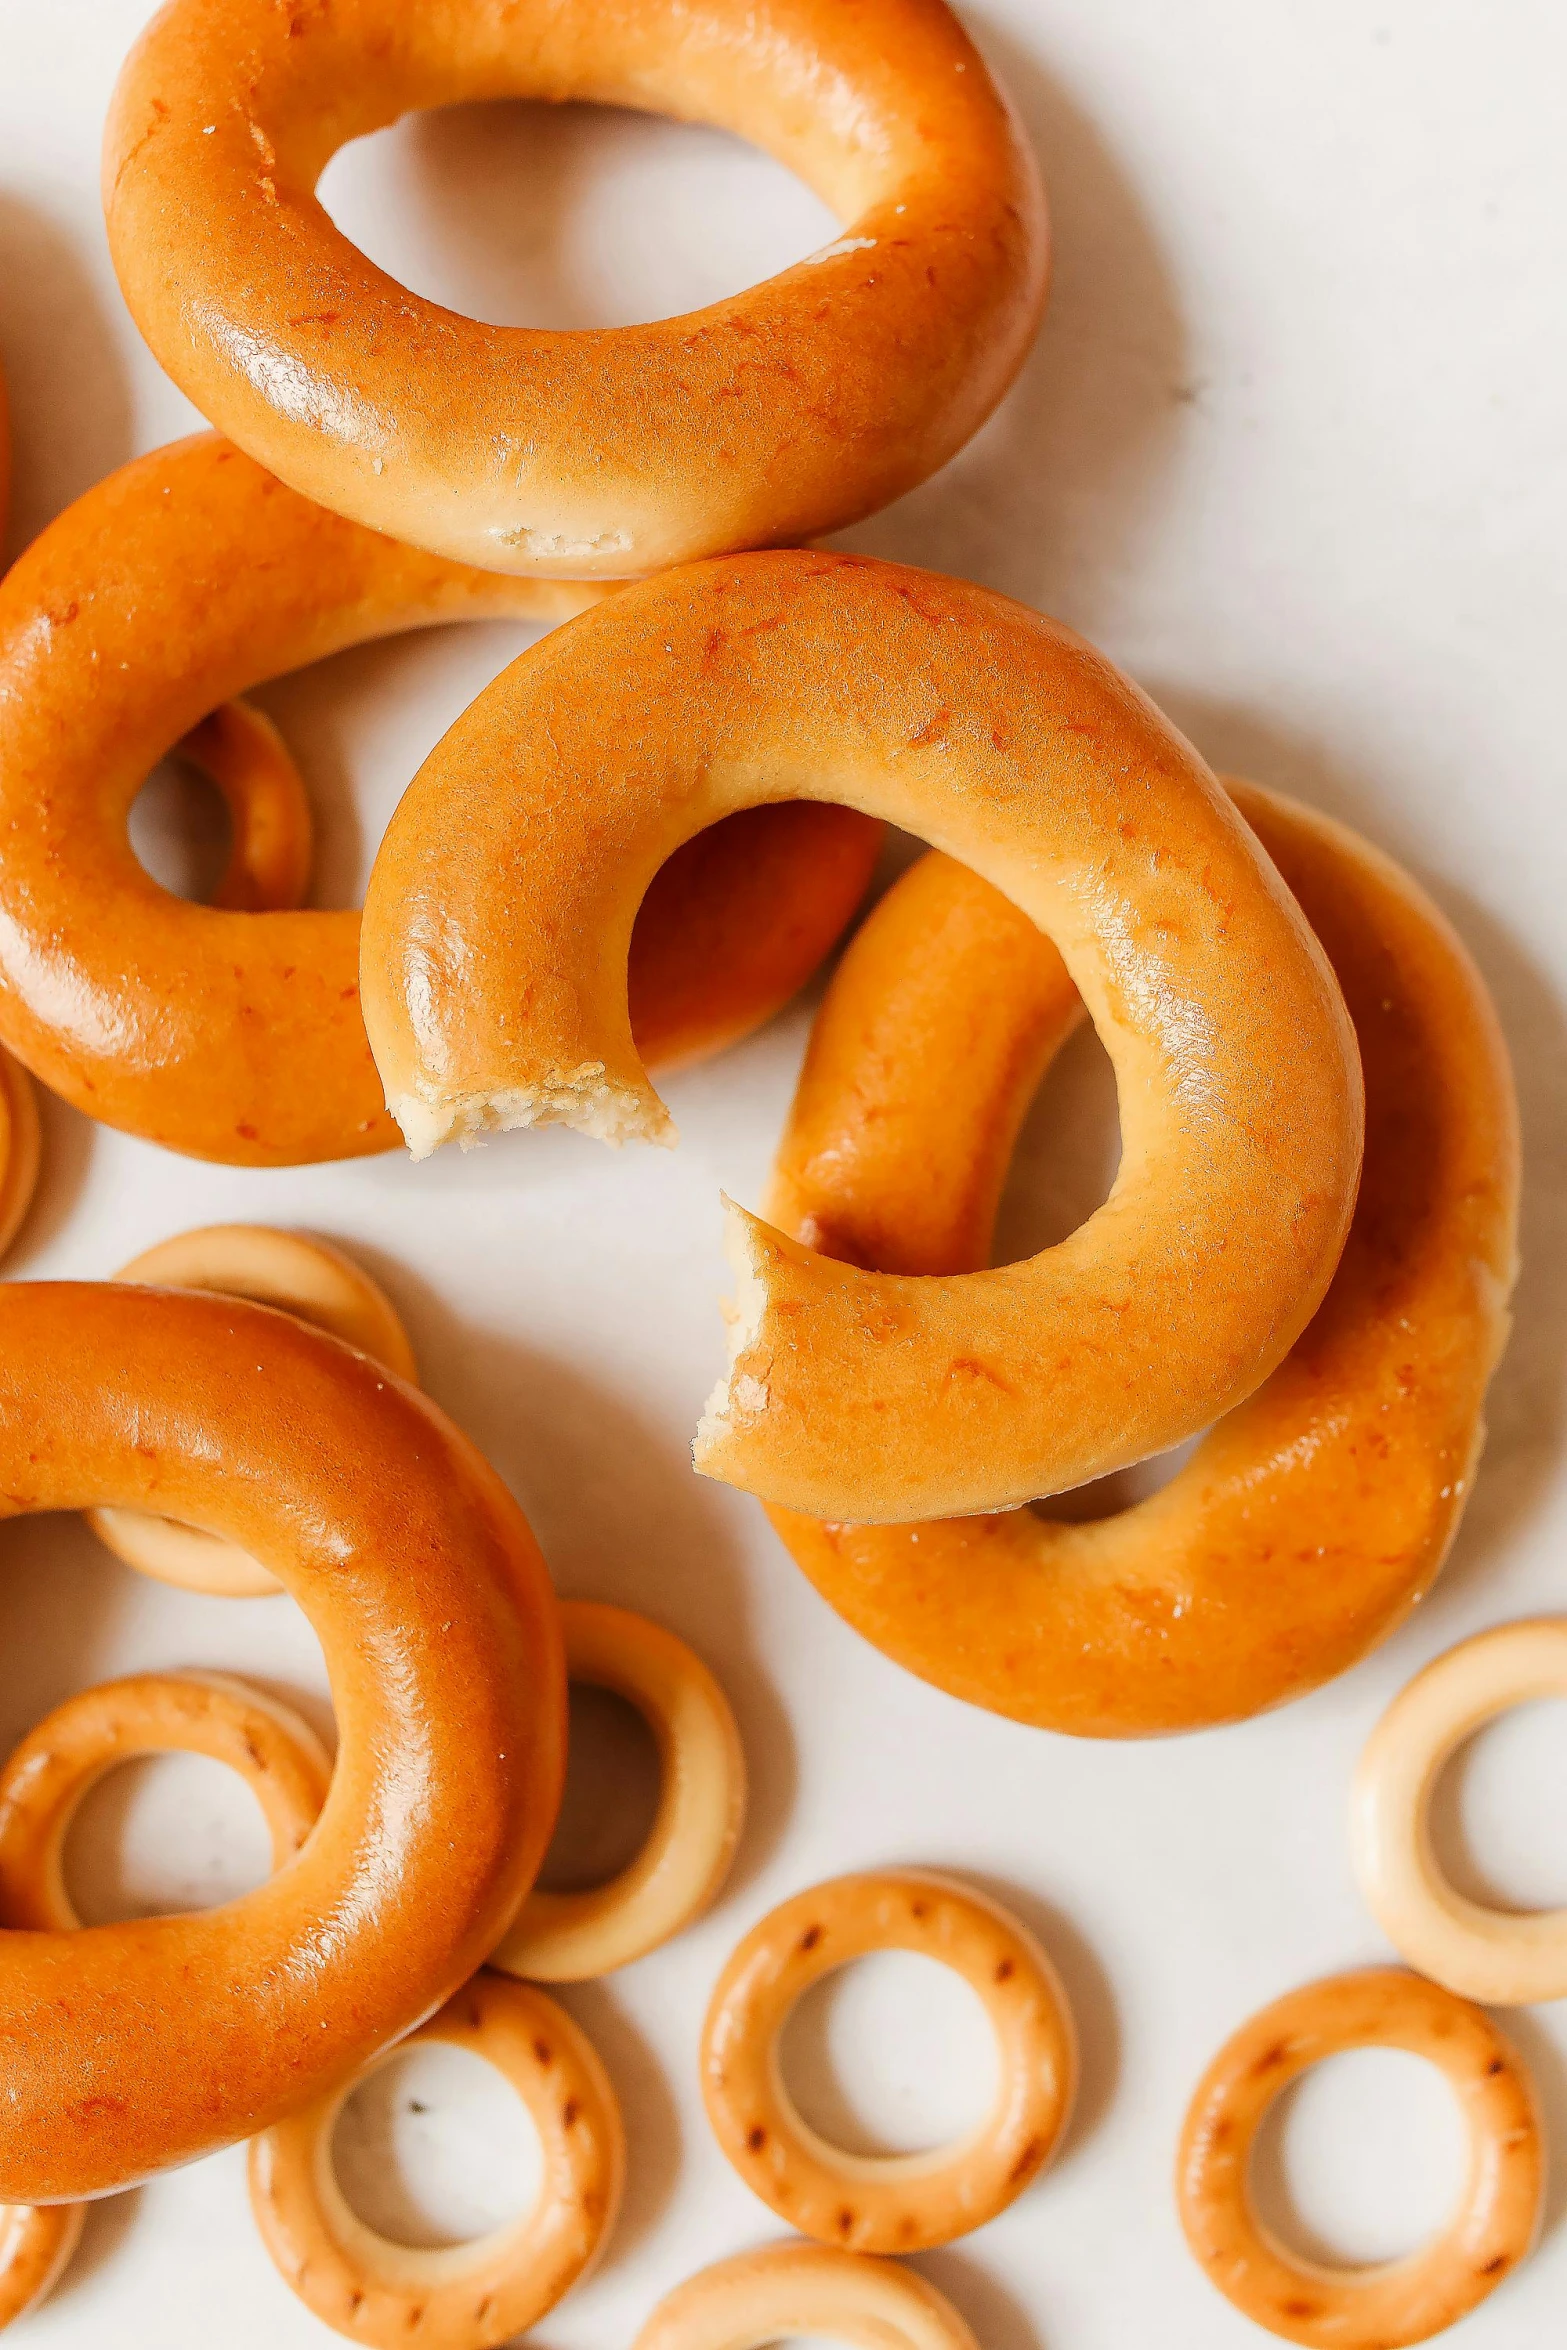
[1177,1966,1544,2348]
[701,1868,1075,2251]
[0,436,882,1165]
[88,1223,417,1599]
[761,783,1519,1731]
[494,1600,746,1982]
[0,1670,331,1931]
[0,1281,563,2202]
[632,2240,980,2350]
[0,2204,83,2333]
[1351,1619,1567,2005]
[104,0,1046,580]
[249,1968,625,2350]
[360,552,1363,1524]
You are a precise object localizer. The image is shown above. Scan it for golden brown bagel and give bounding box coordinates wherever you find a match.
[361,552,1364,1522]
[104,0,1046,578]
[0,1281,564,2203]
[174,697,314,913]
[0,362,45,1261]
[0,2205,82,2334]
[764,787,1518,1733]
[0,436,880,1163]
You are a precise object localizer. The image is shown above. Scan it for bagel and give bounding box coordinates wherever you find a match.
[633,2243,980,2350]
[0,436,882,1164]
[172,697,314,913]
[0,1281,563,2203]
[761,784,1518,1731]
[0,364,45,1262]
[104,0,1046,578]
[361,552,1363,1521]
[0,2205,82,2334]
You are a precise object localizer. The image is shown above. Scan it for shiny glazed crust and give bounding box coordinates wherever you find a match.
[0,435,880,1164]
[632,2241,981,2350]
[0,1282,564,2202]
[104,0,1046,577]
[0,2204,83,2332]
[362,552,1363,1522]
[764,785,1519,1732]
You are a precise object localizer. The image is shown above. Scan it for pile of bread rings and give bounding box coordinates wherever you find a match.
[0,0,1554,2343]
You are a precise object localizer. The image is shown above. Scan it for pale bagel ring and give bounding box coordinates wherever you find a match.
[89,1222,417,1599]
[495,1599,746,1981]
[0,2205,83,2334]
[1177,1968,1543,2347]
[1351,1619,1567,2005]
[104,0,1046,579]
[632,2242,980,2350]
[0,436,882,1164]
[763,784,1520,1734]
[361,551,1364,1523]
[249,1968,624,2349]
[0,1281,563,2203]
[701,1868,1075,2251]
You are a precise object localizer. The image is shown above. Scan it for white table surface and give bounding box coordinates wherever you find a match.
[1,3,1564,2344]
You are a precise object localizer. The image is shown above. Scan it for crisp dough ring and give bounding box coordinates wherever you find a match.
[361,550,1363,1523]
[0,1280,564,2203]
[104,0,1045,580]
[495,1600,745,1981]
[762,785,1519,1731]
[0,2205,82,2334]
[249,1968,624,2349]
[633,2241,980,2350]
[0,435,881,1165]
[701,1868,1075,2251]
[174,697,314,913]
[1178,1967,1543,2347]
[89,1222,417,1598]
[1351,1620,1567,2005]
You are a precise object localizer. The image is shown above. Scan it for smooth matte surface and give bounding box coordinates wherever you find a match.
[0,0,1564,2340]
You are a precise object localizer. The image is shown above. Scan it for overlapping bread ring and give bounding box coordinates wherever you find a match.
[104,0,1046,580]
[1177,1968,1543,2347]
[0,435,882,1164]
[0,2205,82,2335]
[361,550,1363,1523]
[762,782,1518,1734]
[632,2242,980,2350]
[701,1869,1075,2250]
[172,697,314,913]
[0,1280,563,2202]
[0,362,45,1264]
[88,1224,417,1597]
[249,1968,624,2349]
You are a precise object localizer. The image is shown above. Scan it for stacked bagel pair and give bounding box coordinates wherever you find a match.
[0,0,1533,2345]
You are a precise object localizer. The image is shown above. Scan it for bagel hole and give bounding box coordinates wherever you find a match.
[993,1020,1121,1266]
[778,1952,998,2158]
[1427,1696,1567,1911]
[1249,2048,1467,2268]
[317,99,837,331]
[537,1683,662,1894]
[127,757,234,903]
[64,1750,273,1923]
[333,2043,541,2248]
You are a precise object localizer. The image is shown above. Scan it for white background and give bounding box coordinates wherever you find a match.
[1,2,1565,2344]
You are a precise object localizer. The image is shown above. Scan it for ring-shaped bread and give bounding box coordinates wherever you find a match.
[361,551,1363,1522]
[633,2242,980,2350]
[701,1868,1075,2250]
[104,0,1046,578]
[1351,1619,1567,2004]
[0,1280,563,2203]
[762,784,1519,1731]
[249,1969,624,2348]
[0,2204,83,2334]
[174,697,314,912]
[494,1599,745,1981]
[0,436,882,1164]
[1177,1967,1543,2347]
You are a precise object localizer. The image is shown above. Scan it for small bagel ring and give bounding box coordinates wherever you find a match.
[173,697,314,913]
[701,1868,1075,2251]
[632,2241,979,2350]
[494,1600,745,1982]
[0,2204,83,2334]
[249,1968,624,2349]
[0,436,881,1164]
[1178,1967,1543,2347]
[361,551,1363,1524]
[105,0,1045,580]
[763,783,1519,1732]
[88,1223,417,1599]
[1351,1619,1567,2005]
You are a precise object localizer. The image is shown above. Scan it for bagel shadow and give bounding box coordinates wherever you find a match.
[910,2248,1048,2350]
[0,192,133,561]
[47,2184,143,2305]
[3,1084,97,1270]
[552,1979,684,2263]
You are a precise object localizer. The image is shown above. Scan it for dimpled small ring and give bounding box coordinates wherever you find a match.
[1352,1619,1567,2004]
[1178,1967,1544,2348]
[249,1969,624,2350]
[702,1869,1075,2251]
[633,2241,979,2350]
